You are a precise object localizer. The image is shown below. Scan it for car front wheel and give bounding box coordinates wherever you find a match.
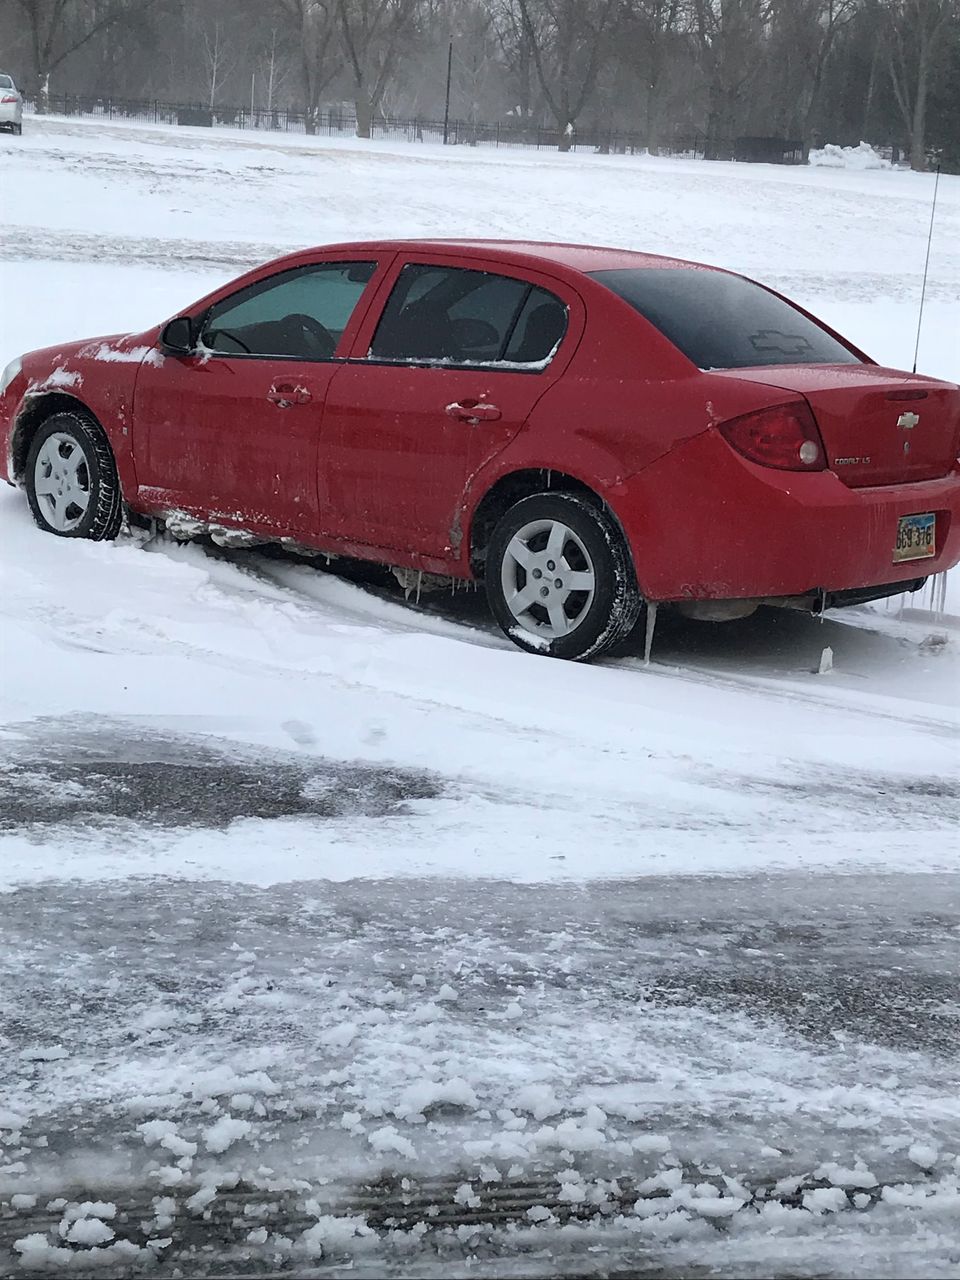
[25,411,123,540]
[485,492,642,661]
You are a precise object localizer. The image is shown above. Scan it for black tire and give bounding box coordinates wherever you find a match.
[485,492,642,661]
[25,411,123,541]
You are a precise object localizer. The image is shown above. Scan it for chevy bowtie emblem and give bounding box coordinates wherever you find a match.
[897,411,920,429]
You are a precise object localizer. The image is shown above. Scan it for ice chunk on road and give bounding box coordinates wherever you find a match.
[394,1075,479,1121]
[186,1186,217,1213]
[367,1125,417,1160]
[14,1233,73,1265]
[513,1084,561,1120]
[203,1114,253,1153]
[65,1217,115,1245]
[814,1161,878,1188]
[319,1020,358,1048]
[908,1141,940,1169]
[138,1119,179,1145]
[60,1201,117,1224]
[298,1214,373,1256]
[802,1186,849,1213]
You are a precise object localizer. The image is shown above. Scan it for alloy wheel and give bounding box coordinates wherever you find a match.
[33,432,91,532]
[500,517,597,639]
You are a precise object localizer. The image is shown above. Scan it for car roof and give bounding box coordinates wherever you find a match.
[296,239,715,275]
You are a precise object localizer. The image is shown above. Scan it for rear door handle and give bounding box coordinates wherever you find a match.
[445,400,502,424]
[267,383,312,408]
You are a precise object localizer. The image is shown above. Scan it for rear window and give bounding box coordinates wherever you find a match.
[0,76,14,89]
[590,268,861,370]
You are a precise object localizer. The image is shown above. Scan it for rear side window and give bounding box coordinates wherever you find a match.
[369,264,567,368]
[590,268,861,370]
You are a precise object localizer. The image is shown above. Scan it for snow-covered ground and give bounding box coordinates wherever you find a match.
[0,118,958,1278]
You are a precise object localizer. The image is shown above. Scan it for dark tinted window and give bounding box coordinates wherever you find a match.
[202,262,376,359]
[590,268,860,370]
[503,287,568,364]
[369,264,566,367]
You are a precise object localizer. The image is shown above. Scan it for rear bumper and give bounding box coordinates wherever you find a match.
[618,429,960,601]
[0,104,22,125]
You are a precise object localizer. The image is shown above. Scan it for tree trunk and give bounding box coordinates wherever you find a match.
[645,80,662,154]
[909,59,929,171]
[301,48,319,134]
[355,92,373,139]
[862,35,880,139]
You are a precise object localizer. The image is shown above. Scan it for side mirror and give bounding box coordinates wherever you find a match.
[160,316,196,355]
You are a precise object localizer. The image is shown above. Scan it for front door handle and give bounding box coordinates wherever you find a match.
[445,400,502,424]
[267,383,312,408]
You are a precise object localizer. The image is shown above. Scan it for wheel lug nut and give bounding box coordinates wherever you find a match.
[540,586,549,598]
[546,560,556,571]
[532,568,542,580]
[555,578,563,588]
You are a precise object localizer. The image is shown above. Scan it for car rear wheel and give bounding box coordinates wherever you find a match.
[25,411,123,541]
[485,493,642,661]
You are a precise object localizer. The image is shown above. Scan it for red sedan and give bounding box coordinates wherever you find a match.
[2,239,958,661]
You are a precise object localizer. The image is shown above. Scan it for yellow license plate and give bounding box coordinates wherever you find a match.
[894,512,936,562]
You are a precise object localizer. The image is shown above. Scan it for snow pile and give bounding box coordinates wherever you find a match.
[808,141,892,170]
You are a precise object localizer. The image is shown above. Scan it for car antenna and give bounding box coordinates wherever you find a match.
[912,162,941,375]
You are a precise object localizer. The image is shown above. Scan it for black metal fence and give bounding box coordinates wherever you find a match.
[26,92,811,163]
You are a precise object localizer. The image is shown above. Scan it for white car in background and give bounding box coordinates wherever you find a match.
[0,74,23,134]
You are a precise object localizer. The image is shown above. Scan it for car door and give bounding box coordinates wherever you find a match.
[131,258,383,536]
[318,256,582,559]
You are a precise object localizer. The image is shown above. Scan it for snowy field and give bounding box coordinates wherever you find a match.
[0,118,959,1278]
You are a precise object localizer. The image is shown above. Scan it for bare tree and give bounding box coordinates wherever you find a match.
[692,0,772,156]
[763,1,861,152]
[14,0,158,107]
[448,0,504,124]
[199,19,234,107]
[492,0,538,121]
[277,0,339,132]
[620,0,685,152]
[336,0,422,138]
[517,0,625,150]
[879,0,956,168]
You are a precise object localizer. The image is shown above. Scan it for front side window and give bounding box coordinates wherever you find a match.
[201,261,376,359]
[591,268,861,370]
[369,264,567,368]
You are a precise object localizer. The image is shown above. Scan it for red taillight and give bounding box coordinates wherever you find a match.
[0,96,17,104]
[717,401,826,471]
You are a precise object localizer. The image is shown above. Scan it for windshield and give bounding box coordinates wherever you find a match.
[590,267,862,370]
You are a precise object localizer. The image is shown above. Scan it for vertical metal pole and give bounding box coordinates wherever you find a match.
[442,40,452,144]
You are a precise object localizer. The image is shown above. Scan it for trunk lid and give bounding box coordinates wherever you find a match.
[716,364,960,487]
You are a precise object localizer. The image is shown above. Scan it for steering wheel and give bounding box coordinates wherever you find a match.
[284,313,336,358]
[204,327,251,354]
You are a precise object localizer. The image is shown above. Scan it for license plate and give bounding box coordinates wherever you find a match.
[894,512,936,562]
